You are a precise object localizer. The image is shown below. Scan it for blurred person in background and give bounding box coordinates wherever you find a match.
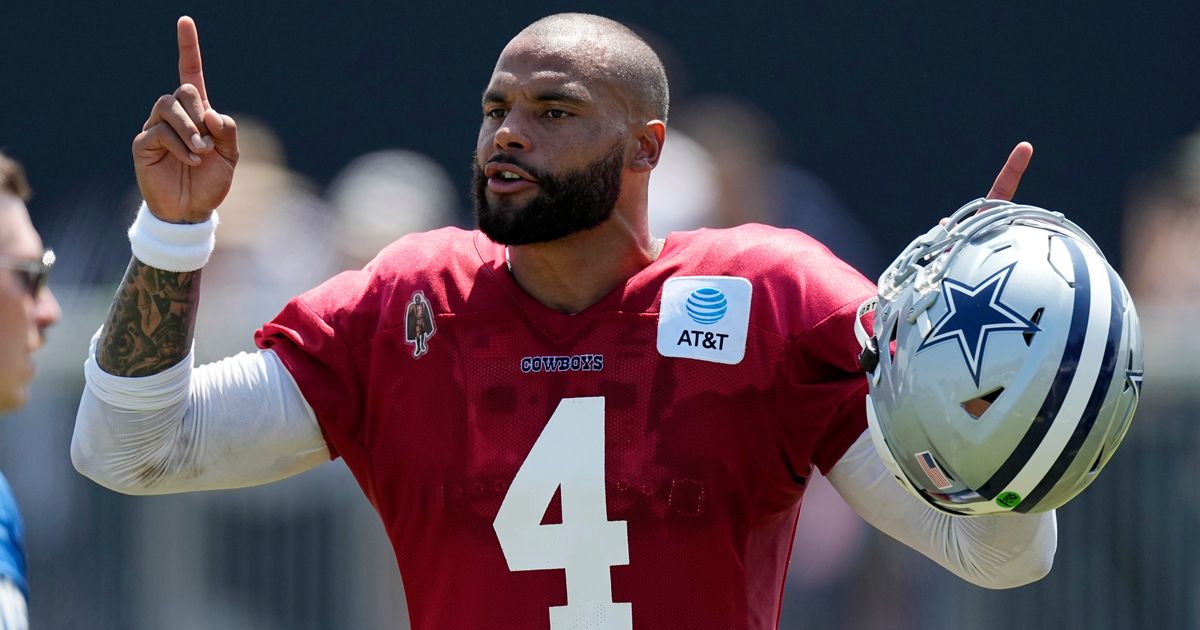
[643,127,719,235]
[196,115,336,359]
[0,152,62,629]
[72,14,1053,630]
[1111,128,1200,629]
[671,95,884,276]
[327,149,460,270]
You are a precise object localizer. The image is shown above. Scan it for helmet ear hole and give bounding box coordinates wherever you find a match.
[962,387,1005,419]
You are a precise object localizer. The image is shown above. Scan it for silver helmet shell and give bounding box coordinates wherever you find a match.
[856,199,1143,515]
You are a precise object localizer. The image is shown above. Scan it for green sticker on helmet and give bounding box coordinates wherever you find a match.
[995,491,1022,509]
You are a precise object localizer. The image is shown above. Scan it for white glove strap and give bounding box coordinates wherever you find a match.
[127,201,220,272]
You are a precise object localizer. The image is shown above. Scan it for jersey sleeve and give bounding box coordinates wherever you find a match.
[254,271,373,461]
[782,296,872,476]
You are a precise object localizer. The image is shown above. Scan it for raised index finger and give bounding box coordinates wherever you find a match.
[177,16,209,109]
[986,141,1034,201]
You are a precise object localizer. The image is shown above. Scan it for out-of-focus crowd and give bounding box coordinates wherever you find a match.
[3,98,1198,629]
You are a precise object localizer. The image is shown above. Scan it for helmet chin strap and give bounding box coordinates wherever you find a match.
[854,297,881,378]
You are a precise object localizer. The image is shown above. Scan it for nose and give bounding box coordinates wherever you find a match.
[35,287,61,335]
[494,113,531,152]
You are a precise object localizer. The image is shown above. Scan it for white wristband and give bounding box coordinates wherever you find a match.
[127,201,220,272]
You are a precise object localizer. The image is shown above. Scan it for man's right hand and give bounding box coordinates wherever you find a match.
[132,16,238,224]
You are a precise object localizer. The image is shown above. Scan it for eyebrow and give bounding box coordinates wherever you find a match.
[482,87,590,107]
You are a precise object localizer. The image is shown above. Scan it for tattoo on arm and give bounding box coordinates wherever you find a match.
[97,258,202,377]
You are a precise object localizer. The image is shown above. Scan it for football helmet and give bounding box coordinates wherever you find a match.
[855,199,1143,515]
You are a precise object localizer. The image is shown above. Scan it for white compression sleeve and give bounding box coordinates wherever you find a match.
[826,430,1057,589]
[72,330,330,494]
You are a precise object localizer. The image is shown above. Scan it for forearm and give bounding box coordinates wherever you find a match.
[97,257,201,377]
[828,431,1056,589]
[74,336,330,494]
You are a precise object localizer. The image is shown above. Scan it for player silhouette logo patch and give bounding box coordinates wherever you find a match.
[404,291,436,358]
[917,263,1039,386]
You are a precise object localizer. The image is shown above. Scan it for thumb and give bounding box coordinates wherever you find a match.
[204,109,239,156]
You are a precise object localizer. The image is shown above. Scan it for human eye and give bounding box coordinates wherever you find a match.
[484,107,507,120]
[543,108,571,119]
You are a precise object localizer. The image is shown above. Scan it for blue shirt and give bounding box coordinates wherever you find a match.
[0,474,27,600]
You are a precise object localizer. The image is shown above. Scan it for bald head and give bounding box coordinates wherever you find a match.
[511,13,669,122]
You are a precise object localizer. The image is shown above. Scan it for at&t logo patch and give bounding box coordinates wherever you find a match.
[686,287,728,324]
[657,276,752,365]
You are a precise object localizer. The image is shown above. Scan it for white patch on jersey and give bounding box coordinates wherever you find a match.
[657,276,752,365]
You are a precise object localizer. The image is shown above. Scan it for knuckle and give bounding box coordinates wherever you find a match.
[147,123,181,147]
[133,127,171,154]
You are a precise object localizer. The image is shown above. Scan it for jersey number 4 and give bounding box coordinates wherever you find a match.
[493,397,633,630]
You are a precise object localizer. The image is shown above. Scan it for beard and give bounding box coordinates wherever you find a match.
[472,143,624,245]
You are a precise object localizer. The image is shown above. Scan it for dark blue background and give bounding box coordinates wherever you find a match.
[3,2,1196,264]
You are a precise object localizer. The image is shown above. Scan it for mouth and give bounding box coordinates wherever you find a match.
[484,162,537,194]
[16,358,34,382]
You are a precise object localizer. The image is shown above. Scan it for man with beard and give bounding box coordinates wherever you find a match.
[72,13,1054,630]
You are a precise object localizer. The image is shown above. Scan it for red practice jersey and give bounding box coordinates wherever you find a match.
[256,224,874,630]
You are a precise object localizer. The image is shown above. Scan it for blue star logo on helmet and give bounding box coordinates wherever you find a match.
[686,287,728,325]
[917,263,1039,386]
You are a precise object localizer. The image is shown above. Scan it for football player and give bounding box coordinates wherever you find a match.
[0,152,62,629]
[72,14,1055,630]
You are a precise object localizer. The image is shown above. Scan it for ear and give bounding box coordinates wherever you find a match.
[629,120,666,173]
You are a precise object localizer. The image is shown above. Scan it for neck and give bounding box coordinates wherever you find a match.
[506,214,661,314]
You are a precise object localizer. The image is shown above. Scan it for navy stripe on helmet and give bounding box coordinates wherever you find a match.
[977,234,1091,500]
[1014,264,1123,513]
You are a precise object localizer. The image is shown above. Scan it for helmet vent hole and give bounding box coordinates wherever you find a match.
[1123,353,1143,395]
[1088,446,1105,474]
[962,387,1005,419]
[1023,308,1045,346]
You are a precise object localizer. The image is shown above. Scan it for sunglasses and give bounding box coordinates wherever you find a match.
[0,250,55,297]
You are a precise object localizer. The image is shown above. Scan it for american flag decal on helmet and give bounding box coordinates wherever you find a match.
[916,451,954,490]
